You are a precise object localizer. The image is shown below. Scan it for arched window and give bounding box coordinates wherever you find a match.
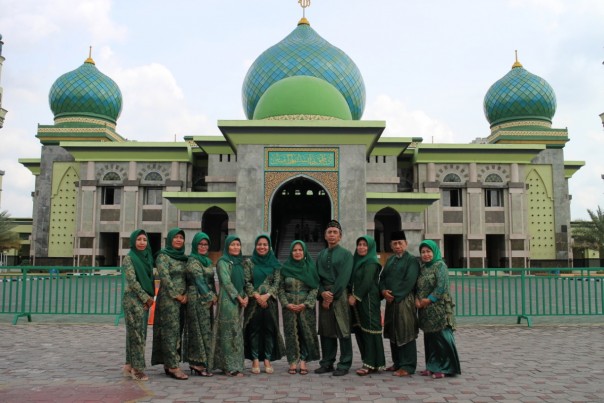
[144,172,163,182]
[485,173,503,183]
[443,173,461,183]
[103,172,121,181]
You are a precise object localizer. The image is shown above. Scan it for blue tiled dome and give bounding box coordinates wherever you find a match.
[483,60,556,127]
[49,58,122,124]
[242,20,365,120]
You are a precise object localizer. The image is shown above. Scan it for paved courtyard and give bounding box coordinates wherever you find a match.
[0,317,603,402]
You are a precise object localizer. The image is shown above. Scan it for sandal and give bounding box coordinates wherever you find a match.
[190,366,213,377]
[299,368,308,375]
[432,372,446,379]
[420,370,432,376]
[264,360,274,374]
[131,369,149,381]
[227,371,244,377]
[288,367,297,375]
[166,368,189,380]
[393,369,411,377]
[385,365,397,372]
[356,368,370,376]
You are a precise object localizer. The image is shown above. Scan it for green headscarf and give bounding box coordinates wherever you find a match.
[157,228,188,261]
[218,234,245,294]
[250,234,281,288]
[190,232,213,267]
[352,235,380,273]
[280,240,319,289]
[419,239,442,267]
[127,229,155,297]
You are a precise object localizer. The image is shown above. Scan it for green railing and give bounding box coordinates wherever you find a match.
[1,266,603,326]
[451,268,604,326]
[0,266,124,325]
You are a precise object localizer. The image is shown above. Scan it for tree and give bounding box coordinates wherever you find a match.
[572,206,604,256]
[0,210,20,252]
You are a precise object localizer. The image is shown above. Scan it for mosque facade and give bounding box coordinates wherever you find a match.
[18,17,583,268]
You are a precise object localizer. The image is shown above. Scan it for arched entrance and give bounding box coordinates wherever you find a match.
[270,177,331,260]
[374,207,401,253]
[202,206,229,254]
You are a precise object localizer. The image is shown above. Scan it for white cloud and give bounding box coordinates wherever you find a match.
[109,63,217,140]
[364,94,456,143]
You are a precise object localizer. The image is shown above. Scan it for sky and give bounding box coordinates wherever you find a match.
[0,0,603,220]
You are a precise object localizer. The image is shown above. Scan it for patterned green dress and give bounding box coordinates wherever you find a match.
[151,229,188,369]
[211,236,246,374]
[278,240,320,364]
[416,240,461,376]
[183,257,216,368]
[123,252,154,371]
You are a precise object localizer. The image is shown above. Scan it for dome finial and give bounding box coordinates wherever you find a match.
[85,46,95,65]
[512,49,523,69]
[298,0,310,25]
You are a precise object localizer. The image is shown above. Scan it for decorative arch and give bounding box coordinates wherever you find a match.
[478,164,510,183]
[436,164,469,183]
[264,171,338,231]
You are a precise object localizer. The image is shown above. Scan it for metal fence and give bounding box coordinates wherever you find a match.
[1,266,603,326]
[451,268,604,326]
[0,266,124,325]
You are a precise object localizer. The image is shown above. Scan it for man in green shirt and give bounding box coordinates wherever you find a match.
[379,230,419,377]
[314,220,354,376]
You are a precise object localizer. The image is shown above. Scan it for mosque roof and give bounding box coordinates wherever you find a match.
[49,56,122,124]
[483,57,556,128]
[242,19,365,120]
[253,75,352,120]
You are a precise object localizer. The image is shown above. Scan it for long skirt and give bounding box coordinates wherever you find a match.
[423,327,461,376]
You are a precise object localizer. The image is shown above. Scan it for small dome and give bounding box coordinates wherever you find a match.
[253,76,352,120]
[483,59,556,127]
[242,20,365,120]
[49,58,122,124]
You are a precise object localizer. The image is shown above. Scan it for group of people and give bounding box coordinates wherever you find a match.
[121,220,461,381]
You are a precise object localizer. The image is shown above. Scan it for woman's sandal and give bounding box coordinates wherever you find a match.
[190,366,213,377]
[420,370,433,376]
[356,368,371,376]
[131,369,149,381]
[166,368,189,380]
[264,360,274,374]
[432,372,446,379]
[288,367,297,375]
[299,368,308,375]
[227,371,244,377]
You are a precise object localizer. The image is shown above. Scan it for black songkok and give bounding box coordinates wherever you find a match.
[391,230,406,241]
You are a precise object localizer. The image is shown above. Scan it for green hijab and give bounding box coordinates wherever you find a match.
[157,228,188,261]
[353,235,380,273]
[419,239,442,267]
[127,229,155,297]
[280,240,319,289]
[190,232,213,267]
[251,234,281,288]
[218,234,245,294]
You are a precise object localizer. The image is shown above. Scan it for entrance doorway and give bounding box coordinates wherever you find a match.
[486,234,506,268]
[374,207,401,253]
[202,207,229,253]
[443,234,464,268]
[270,177,331,260]
[98,232,119,267]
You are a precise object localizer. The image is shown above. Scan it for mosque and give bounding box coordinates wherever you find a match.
[15,12,583,269]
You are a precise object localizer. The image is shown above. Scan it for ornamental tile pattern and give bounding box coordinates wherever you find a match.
[483,67,556,126]
[242,24,365,120]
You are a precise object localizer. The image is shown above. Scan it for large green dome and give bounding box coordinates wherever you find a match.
[49,58,122,124]
[253,76,352,120]
[483,59,556,127]
[242,19,365,120]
